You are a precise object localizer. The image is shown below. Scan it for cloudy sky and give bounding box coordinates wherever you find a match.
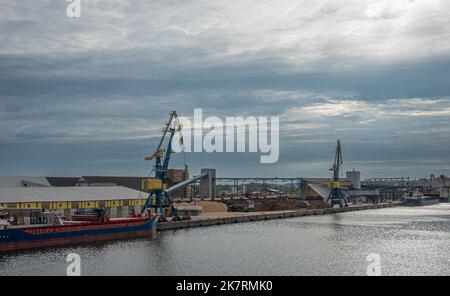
[1,0,450,179]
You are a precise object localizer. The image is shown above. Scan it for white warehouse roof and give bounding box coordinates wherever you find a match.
[0,186,148,203]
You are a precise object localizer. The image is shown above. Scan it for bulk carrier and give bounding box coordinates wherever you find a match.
[0,209,158,252]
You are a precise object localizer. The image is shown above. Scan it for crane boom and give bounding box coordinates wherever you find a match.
[329,140,343,181]
[326,140,348,207]
[141,111,185,217]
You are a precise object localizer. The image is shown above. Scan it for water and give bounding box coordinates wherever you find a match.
[1,204,449,276]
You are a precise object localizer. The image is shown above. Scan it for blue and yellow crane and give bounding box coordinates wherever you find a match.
[326,140,348,207]
[140,111,184,218]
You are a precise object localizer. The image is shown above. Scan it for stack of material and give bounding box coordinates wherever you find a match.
[196,201,228,213]
[308,200,327,209]
[174,202,191,208]
[253,199,308,211]
[167,169,187,183]
[173,204,203,217]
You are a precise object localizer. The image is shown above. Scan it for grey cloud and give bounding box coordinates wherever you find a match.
[1,52,450,99]
[1,0,450,178]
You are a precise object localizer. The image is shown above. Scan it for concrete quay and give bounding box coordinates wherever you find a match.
[158,202,401,231]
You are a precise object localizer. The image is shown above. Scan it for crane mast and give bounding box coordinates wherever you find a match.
[141,111,184,218]
[326,140,348,207]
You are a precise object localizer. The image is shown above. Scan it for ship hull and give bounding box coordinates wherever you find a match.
[404,198,440,206]
[0,216,158,252]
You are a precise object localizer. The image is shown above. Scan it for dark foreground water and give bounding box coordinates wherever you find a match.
[1,204,449,276]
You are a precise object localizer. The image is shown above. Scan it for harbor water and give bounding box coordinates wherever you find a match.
[1,204,449,276]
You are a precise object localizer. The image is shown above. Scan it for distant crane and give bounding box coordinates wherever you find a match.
[326,140,348,207]
[140,111,185,218]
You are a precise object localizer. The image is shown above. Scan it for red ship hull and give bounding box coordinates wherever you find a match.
[0,216,159,252]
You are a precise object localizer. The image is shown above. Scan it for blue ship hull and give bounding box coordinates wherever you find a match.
[404,197,439,206]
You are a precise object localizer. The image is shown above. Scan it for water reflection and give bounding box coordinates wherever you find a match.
[0,204,449,276]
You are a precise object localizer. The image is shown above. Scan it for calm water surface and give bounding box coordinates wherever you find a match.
[1,204,449,276]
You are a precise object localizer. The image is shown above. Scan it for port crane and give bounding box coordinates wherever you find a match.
[140,111,185,218]
[326,140,348,207]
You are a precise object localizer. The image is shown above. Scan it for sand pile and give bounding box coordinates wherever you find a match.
[253,200,308,211]
[308,200,327,209]
[175,202,192,207]
[196,201,228,213]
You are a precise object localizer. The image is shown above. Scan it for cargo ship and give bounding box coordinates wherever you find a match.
[403,191,440,206]
[0,209,159,252]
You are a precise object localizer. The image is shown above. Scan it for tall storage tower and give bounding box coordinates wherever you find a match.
[346,169,361,189]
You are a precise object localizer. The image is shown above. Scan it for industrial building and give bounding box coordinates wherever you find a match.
[346,169,361,189]
[360,175,450,202]
[1,169,449,226]
[0,176,151,225]
[0,185,148,225]
[0,169,212,225]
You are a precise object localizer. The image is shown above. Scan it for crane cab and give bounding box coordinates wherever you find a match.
[329,181,341,189]
[141,178,165,192]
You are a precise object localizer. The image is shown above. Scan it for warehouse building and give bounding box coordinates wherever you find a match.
[0,185,148,225]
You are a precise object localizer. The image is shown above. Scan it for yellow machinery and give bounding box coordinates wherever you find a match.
[141,178,165,191]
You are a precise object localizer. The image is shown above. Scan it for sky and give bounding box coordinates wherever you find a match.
[1,0,450,179]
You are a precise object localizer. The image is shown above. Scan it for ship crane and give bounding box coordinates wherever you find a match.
[140,111,185,218]
[326,140,348,207]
